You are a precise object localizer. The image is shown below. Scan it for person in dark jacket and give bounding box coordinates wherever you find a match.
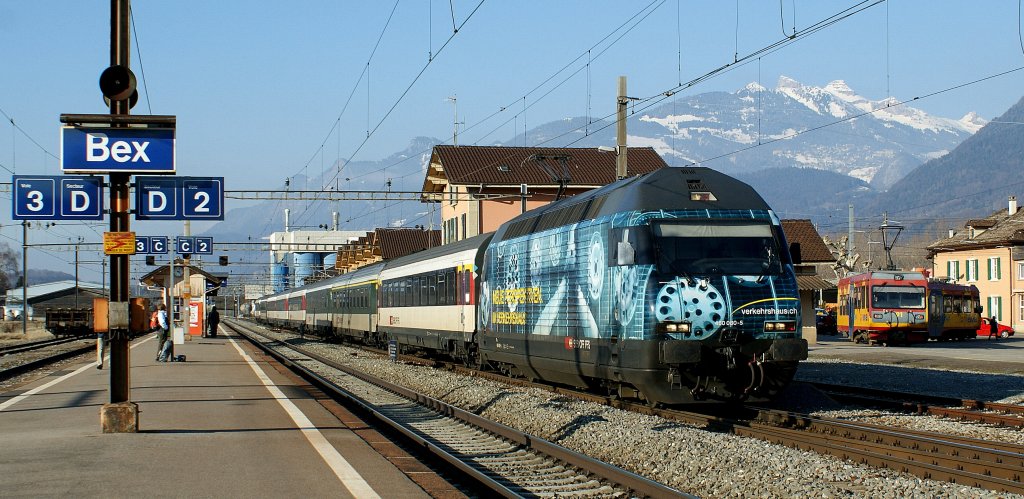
[206,305,220,338]
[989,316,999,340]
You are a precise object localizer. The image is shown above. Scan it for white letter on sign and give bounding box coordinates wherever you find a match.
[111,141,132,162]
[131,141,150,162]
[87,134,110,161]
[70,191,90,212]
[148,191,167,212]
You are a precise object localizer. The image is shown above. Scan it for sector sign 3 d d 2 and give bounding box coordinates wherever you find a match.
[61,126,175,174]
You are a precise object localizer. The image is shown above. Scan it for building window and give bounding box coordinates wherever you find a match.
[461,213,467,240]
[947,260,961,281]
[988,257,1002,281]
[1018,262,1024,280]
[987,295,1003,321]
[1019,295,1024,323]
[966,259,979,282]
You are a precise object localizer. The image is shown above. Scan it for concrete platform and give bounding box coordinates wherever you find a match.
[0,330,455,498]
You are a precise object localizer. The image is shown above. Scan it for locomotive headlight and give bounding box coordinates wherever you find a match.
[677,322,691,333]
[764,321,796,332]
[665,323,678,332]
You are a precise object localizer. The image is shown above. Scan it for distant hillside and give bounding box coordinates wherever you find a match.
[26,269,75,286]
[736,167,877,223]
[875,96,1024,220]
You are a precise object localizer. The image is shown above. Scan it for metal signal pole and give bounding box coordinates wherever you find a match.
[101,0,137,432]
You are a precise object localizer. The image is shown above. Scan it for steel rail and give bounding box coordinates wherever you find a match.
[226,319,689,498]
[810,382,1024,428]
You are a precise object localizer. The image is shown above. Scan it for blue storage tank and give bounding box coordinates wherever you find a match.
[322,252,337,271]
[293,252,320,287]
[271,262,289,294]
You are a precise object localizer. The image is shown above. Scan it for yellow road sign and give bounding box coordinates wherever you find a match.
[104,231,137,255]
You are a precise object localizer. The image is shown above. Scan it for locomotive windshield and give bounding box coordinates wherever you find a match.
[651,221,783,276]
[871,285,925,309]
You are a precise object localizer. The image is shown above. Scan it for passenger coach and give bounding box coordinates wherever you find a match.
[377,234,491,361]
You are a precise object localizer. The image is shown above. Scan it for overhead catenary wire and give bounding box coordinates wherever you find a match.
[129,6,153,114]
[291,0,486,230]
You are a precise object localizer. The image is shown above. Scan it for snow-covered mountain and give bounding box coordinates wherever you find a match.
[207,77,987,247]
[630,76,983,189]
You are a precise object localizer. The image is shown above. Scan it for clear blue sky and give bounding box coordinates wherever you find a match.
[2,1,1024,280]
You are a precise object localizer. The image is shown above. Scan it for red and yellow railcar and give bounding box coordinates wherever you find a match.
[837,271,928,345]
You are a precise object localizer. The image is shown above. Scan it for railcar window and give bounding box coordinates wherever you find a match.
[871,285,925,309]
[447,269,456,305]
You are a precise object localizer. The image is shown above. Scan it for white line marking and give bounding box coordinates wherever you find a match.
[226,336,381,499]
[0,336,152,412]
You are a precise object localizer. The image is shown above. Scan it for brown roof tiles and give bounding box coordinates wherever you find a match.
[426,145,669,191]
[780,219,834,263]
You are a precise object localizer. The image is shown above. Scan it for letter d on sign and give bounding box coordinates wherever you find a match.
[148,191,167,212]
[70,191,90,212]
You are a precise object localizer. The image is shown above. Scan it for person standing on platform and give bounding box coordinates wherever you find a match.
[156,304,173,361]
[206,304,220,338]
[151,306,162,359]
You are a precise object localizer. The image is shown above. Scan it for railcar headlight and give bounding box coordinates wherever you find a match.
[678,322,691,333]
[764,322,776,331]
[665,323,678,332]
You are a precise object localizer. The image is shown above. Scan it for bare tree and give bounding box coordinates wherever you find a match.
[0,242,20,294]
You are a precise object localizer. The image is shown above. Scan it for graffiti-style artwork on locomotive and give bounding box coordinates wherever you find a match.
[478,167,806,403]
[480,211,802,342]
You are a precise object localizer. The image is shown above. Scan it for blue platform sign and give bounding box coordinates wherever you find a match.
[182,178,224,220]
[61,126,175,174]
[194,236,214,255]
[135,236,150,254]
[12,175,104,220]
[151,236,168,254]
[176,236,195,255]
[135,177,178,219]
[135,176,224,221]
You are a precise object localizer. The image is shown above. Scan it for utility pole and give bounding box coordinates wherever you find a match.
[446,95,462,146]
[73,237,82,308]
[616,76,628,180]
[21,221,27,335]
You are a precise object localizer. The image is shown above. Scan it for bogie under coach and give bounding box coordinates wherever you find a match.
[255,166,807,404]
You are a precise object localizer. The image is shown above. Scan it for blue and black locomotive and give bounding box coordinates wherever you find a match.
[255,166,807,404]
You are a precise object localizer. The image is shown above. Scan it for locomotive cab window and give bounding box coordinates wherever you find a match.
[651,221,782,276]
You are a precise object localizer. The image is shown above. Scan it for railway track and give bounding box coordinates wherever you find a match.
[224,319,689,498]
[235,319,1024,495]
[0,337,96,382]
[810,381,1024,428]
[0,337,80,356]
[744,407,1024,493]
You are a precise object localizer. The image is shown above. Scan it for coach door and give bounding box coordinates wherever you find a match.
[927,290,943,338]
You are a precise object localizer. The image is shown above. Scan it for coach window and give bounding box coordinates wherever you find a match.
[426,274,436,306]
[447,269,456,305]
[436,271,447,305]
